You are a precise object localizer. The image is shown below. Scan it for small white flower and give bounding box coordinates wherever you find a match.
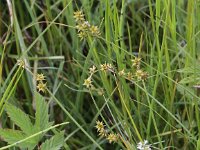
[83,21,91,27]
[89,65,96,74]
[137,140,151,150]
[83,77,92,88]
[118,69,125,76]
[17,59,25,68]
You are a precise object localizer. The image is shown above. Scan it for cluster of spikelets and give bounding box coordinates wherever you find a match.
[36,73,47,93]
[131,57,148,80]
[17,59,47,93]
[118,57,148,81]
[83,65,105,95]
[83,57,148,92]
[95,120,118,143]
[95,120,152,149]
[73,10,101,40]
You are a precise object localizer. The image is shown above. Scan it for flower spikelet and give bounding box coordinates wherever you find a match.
[36,73,47,93]
[78,32,88,40]
[137,140,152,150]
[95,120,105,132]
[36,82,47,93]
[73,10,85,22]
[100,63,113,72]
[90,25,101,36]
[17,59,25,68]
[89,65,96,75]
[135,69,148,80]
[36,73,45,81]
[127,72,133,80]
[95,120,108,137]
[131,57,141,69]
[107,133,118,143]
[83,77,92,88]
[118,69,125,76]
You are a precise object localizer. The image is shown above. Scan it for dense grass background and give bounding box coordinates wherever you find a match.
[0,0,200,149]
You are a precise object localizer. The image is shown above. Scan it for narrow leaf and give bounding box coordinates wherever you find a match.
[5,103,34,135]
[197,139,200,150]
[40,131,65,150]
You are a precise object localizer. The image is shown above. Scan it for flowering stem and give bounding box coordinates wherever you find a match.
[116,81,143,141]
[47,89,104,150]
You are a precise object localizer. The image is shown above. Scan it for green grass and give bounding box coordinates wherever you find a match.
[0,0,200,149]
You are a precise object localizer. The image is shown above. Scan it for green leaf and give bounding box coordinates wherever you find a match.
[177,66,200,74]
[179,75,200,84]
[0,93,56,149]
[0,129,36,149]
[197,139,200,150]
[34,92,53,140]
[5,103,34,135]
[40,131,65,150]
[177,84,195,100]
[35,92,53,130]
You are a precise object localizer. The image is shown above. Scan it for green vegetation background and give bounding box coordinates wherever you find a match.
[0,0,200,149]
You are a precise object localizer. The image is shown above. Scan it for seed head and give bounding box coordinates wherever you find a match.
[100,64,107,71]
[127,72,133,80]
[95,120,105,132]
[98,128,108,137]
[76,22,90,32]
[131,57,141,69]
[118,69,125,76]
[95,120,108,137]
[36,73,45,81]
[17,59,25,68]
[90,25,101,36]
[135,69,148,80]
[107,133,118,143]
[78,31,88,40]
[89,65,96,74]
[36,82,47,93]
[83,77,92,88]
[73,10,85,22]
[100,63,113,72]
